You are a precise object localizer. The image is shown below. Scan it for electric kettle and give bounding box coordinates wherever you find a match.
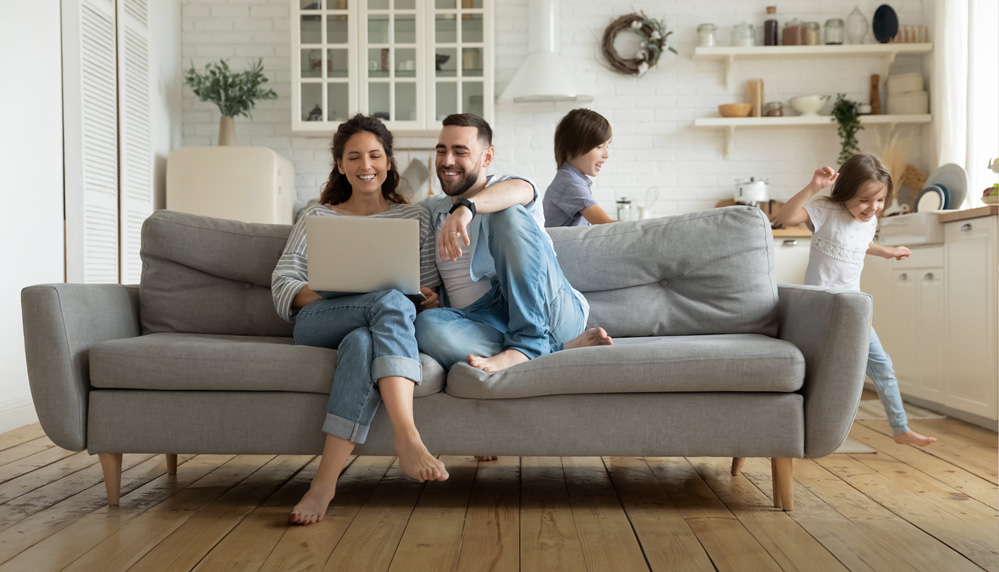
[734,177,770,204]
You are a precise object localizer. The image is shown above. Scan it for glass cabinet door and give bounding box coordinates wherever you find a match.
[360,0,422,129]
[295,0,356,130]
[430,0,488,122]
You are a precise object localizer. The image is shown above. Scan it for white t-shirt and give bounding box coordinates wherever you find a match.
[803,199,876,292]
[434,225,491,309]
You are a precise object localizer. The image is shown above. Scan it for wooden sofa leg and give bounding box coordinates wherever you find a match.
[771,457,793,511]
[99,453,123,506]
[166,454,177,475]
[731,457,745,476]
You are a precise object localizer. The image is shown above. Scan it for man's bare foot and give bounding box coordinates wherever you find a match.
[467,349,529,373]
[475,455,498,462]
[893,430,937,447]
[289,484,335,525]
[564,327,614,350]
[396,435,449,482]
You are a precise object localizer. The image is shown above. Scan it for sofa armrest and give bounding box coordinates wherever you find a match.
[777,285,872,458]
[21,284,140,451]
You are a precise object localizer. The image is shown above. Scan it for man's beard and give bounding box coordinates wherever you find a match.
[438,167,479,197]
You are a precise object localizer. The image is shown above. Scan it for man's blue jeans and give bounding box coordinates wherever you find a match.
[293,290,422,444]
[416,205,586,368]
[867,327,909,434]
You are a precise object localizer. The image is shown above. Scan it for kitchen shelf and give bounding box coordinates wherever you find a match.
[693,43,933,87]
[692,114,932,158]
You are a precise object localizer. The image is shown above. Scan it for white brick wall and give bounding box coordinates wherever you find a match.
[181,0,928,215]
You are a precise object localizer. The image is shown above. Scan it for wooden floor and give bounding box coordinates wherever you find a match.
[0,397,996,572]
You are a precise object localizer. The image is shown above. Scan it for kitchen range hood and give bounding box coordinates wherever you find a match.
[497,0,592,103]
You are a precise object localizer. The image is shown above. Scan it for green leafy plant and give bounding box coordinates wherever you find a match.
[831,93,864,164]
[184,59,277,118]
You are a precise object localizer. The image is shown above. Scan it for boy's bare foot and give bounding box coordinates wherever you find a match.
[396,435,449,481]
[475,455,498,461]
[467,349,529,373]
[565,327,614,350]
[289,484,335,525]
[893,430,937,447]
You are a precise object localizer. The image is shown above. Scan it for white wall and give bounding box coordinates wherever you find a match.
[0,1,65,432]
[180,0,928,215]
[152,0,185,210]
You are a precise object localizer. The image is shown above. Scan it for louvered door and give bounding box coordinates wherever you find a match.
[117,0,152,284]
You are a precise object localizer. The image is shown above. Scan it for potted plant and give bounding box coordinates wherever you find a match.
[831,93,863,164]
[185,59,278,146]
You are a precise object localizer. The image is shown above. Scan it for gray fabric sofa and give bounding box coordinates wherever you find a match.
[21,206,872,511]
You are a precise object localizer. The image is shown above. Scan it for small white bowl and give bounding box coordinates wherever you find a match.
[789,94,830,116]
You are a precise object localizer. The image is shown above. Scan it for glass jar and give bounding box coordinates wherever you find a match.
[763,101,784,117]
[824,18,845,44]
[763,6,778,46]
[782,18,806,46]
[805,21,820,45]
[697,23,717,47]
[731,22,754,47]
[846,6,868,44]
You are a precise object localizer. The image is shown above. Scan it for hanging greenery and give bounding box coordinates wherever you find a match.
[601,12,676,76]
[831,93,864,164]
[184,59,278,118]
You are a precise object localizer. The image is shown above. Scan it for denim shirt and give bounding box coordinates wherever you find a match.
[543,163,598,227]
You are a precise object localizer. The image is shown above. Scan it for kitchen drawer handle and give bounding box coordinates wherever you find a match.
[782,239,798,246]
[898,273,908,280]
[924,272,935,280]
[961,223,972,231]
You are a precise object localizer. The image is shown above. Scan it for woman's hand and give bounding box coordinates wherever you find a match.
[418,287,439,311]
[810,166,839,191]
[438,206,473,261]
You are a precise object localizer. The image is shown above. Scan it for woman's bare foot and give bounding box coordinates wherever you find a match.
[565,327,614,350]
[475,455,498,461]
[289,483,336,525]
[893,430,937,447]
[396,434,449,481]
[467,349,529,373]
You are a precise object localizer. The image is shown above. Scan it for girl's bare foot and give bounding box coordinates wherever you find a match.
[467,349,529,373]
[565,327,614,349]
[396,435,449,481]
[893,430,937,447]
[289,484,336,525]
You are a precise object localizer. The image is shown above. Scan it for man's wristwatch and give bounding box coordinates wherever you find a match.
[449,197,476,217]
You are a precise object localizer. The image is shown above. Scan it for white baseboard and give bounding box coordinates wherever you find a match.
[0,397,39,434]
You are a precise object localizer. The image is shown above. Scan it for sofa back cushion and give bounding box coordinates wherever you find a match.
[548,206,778,337]
[140,210,293,336]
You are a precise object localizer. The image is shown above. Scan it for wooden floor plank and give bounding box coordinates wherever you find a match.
[603,457,715,572]
[388,456,477,572]
[849,422,999,510]
[519,456,587,572]
[60,455,311,572]
[816,453,999,571]
[561,457,650,572]
[255,456,394,572]
[0,455,210,570]
[455,456,521,572]
[0,438,57,469]
[0,425,45,452]
[688,457,849,572]
[0,443,77,487]
[0,451,99,506]
[319,459,427,572]
[906,419,999,484]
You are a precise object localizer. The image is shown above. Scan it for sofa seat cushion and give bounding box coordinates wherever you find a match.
[90,333,445,397]
[444,334,804,399]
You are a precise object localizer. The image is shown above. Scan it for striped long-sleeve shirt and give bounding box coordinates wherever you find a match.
[271,202,442,322]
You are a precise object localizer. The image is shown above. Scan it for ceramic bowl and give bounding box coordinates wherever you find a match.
[718,103,752,118]
[789,94,830,116]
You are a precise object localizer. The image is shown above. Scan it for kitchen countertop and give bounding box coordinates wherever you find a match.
[772,226,811,238]
[937,205,999,223]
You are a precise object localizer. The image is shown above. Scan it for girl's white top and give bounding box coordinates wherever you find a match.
[803,199,877,292]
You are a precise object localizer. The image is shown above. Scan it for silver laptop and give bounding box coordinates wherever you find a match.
[304,215,422,296]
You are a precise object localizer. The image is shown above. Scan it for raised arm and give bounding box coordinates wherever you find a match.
[438,177,535,261]
[772,167,838,229]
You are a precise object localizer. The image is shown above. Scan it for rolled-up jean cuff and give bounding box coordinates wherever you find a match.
[372,355,422,384]
[890,423,909,435]
[323,413,370,444]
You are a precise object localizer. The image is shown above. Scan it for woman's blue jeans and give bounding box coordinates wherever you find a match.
[293,290,422,444]
[416,205,586,368]
[867,327,909,434]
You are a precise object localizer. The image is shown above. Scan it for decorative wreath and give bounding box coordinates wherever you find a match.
[601,12,676,76]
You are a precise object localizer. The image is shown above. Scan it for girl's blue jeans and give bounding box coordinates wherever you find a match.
[867,327,910,434]
[293,290,421,444]
[415,205,586,369]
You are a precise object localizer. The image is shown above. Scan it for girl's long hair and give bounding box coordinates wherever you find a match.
[319,114,405,205]
[829,154,894,207]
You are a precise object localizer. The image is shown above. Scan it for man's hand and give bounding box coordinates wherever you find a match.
[438,205,473,261]
[419,287,439,311]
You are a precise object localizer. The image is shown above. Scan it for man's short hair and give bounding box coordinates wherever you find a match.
[442,113,493,146]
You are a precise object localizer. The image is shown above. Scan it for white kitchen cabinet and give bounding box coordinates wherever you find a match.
[943,217,998,420]
[772,236,810,284]
[291,0,493,134]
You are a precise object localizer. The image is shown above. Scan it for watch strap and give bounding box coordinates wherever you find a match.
[449,198,476,217]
